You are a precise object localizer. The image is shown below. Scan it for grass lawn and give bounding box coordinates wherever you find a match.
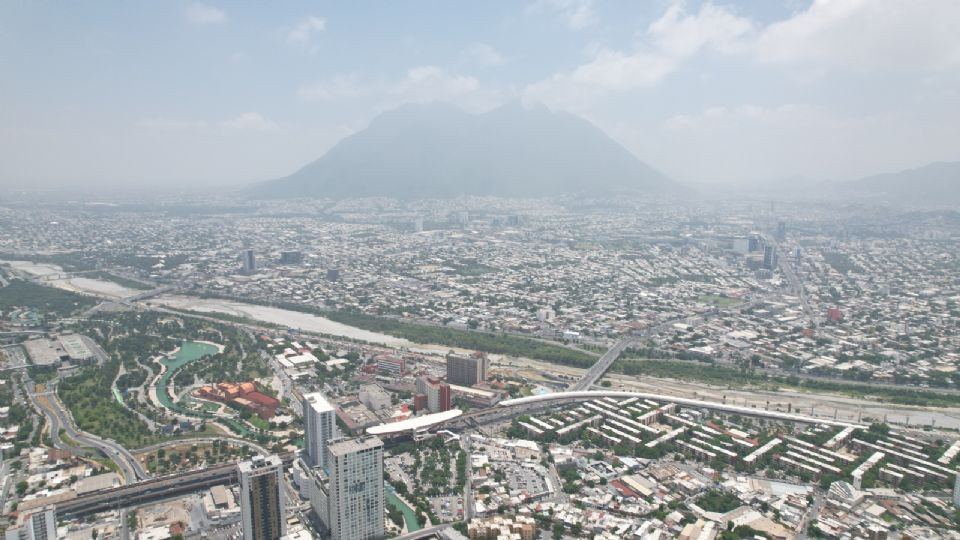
[696,294,741,307]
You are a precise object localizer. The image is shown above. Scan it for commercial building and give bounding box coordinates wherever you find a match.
[416,376,451,413]
[359,385,392,412]
[413,393,428,412]
[446,353,488,386]
[279,251,303,265]
[238,455,286,540]
[954,472,960,508]
[376,355,405,377]
[57,334,95,364]
[303,392,338,470]
[763,245,778,270]
[467,515,537,540]
[4,506,56,540]
[327,436,385,540]
[242,249,257,273]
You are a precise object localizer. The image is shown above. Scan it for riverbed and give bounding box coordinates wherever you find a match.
[0,260,142,299]
[153,295,414,347]
[150,295,511,361]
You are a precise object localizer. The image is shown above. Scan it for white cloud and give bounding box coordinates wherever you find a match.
[221,112,278,132]
[526,0,597,30]
[650,2,754,57]
[391,66,479,101]
[525,2,752,110]
[297,74,368,101]
[185,3,227,25]
[286,16,327,44]
[756,0,960,71]
[466,43,507,66]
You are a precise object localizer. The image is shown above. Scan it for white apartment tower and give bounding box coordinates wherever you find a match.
[238,455,286,540]
[327,436,385,540]
[4,506,56,540]
[303,392,338,470]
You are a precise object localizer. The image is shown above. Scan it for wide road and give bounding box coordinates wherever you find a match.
[27,378,149,483]
[571,314,699,392]
[570,336,639,391]
[770,236,818,330]
[461,434,474,521]
[56,452,294,519]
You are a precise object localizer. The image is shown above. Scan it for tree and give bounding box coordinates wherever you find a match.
[552,523,564,540]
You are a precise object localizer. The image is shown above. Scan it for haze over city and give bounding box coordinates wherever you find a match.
[3,0,960,191]
[2,2,960,540]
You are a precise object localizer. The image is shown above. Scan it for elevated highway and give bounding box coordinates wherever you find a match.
[56,453,294,519]
[571,337,639,391]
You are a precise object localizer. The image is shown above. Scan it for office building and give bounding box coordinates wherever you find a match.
[327,436,385,540]
[359,384,392,412]
[279,251,303,265]
[238,456,286,540]
[446,352,488,386]
[953,472,960,508]
[413,393,428,412]
[733,238,751,254]
[303,392,338,470]
[776,221,787,241]
[4,506,56,540]
[242,249,257,273]
[763,245,778,270]
[416,376,451,413]
[376,355,405,376]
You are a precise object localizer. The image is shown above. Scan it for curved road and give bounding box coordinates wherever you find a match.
[27,378,149,483]
[136,436,272,457]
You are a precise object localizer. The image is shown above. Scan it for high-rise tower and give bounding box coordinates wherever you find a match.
[303,392,338,470]
[238,455,286,540]
[327,436,385,540]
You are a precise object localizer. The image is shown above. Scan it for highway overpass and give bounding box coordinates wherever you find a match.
[56,453,295,519]
[570,336,639,391]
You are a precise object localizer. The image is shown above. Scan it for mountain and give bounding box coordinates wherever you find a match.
[839,161,960,205]
[252,102,677,199]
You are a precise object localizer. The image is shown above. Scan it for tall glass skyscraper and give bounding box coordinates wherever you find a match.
[238,455,286,540]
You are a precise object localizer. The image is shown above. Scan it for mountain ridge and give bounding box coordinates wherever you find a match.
[838,161,960,205]
[251,102,678,199]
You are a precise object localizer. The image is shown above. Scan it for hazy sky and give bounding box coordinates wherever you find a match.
[2,0,959,190]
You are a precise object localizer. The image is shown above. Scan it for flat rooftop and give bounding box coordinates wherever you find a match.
[329,435,384,456]
[366,409,463,435]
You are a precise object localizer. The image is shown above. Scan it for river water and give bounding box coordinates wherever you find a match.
[386,488,422,532]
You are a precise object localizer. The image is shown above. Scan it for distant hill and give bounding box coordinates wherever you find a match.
[840,161,960,205]
[252,102,678,199]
